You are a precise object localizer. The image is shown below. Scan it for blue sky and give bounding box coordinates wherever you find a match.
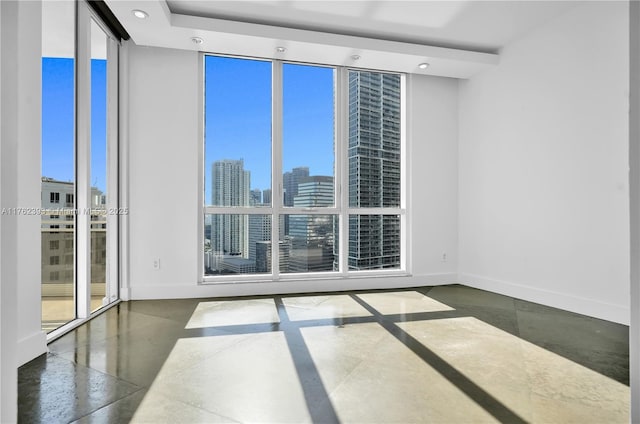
[204,55,335,202]
[42,57,107,193]
[42,58,74,185]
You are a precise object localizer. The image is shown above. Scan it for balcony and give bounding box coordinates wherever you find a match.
[41,217,108,333]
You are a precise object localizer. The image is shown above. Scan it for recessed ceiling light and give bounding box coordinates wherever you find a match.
[418,63,430,69]
[191,37,204,45]
[276,46,286,53]
[351,55,361,60]
[132,9,148,19]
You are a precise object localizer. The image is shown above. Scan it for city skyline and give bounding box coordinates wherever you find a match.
[207,161,332,206]
[205,158,337,275]
[204,56,335,202]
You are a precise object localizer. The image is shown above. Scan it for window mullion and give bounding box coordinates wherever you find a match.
[278,207,340,214]
[204,207,274,215]
[337,67,349,276]
[346,208,404,215]
[105,37,119,305]
[272,60,283,279]
[400,74,408,272]
[75,1,91,320]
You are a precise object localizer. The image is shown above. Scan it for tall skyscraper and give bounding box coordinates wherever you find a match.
[283,166,310,206]
[211,159,250,256]
[255,240,291,273]
[283,166,310,235]
[293,176,334,207]
[249,214,287,271]
[262,189,272,205]
[248,214,271,263]
[250,189,262,206]
[288,176,336,272]
[348,71,401,270]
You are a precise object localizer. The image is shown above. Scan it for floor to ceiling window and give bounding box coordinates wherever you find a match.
[41,0,76,331]
[347,70,403,271]
[41,0,119,334]
[282,63,338,274]
[204,56,272,276]
[89,17,112,313]
[203,55,405,281]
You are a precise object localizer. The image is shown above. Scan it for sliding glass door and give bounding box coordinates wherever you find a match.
[41,0,119,333]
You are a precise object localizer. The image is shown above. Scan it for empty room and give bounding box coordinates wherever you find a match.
[1,0,638,422]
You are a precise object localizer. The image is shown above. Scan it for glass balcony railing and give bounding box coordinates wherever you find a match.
[41,211,107,332]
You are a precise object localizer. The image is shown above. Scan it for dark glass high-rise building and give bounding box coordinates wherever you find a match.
[283,166,310,235]
[348,71,401,270]
[250,189,262,206]
[262,189,272,205]
[255,240,291,273]
[283,166,310,207]
[288,176,336,272]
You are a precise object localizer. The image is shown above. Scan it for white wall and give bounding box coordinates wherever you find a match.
[15,0,46,366]
[458,1,630,324]
[126,45,201,296]
[0,2,18,420]
[1,1,46,421]
[408,74,459,277]
[629,1,639,420]
[125,45,459,299]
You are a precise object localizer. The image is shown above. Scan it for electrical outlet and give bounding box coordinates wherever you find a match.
[153,258,161,269]
[441,253,447,262]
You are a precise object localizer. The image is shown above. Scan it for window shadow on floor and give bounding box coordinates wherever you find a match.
[18,285,629,423]
[424,284,629,386]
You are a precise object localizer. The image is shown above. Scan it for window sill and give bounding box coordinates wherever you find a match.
[200,270,411,286]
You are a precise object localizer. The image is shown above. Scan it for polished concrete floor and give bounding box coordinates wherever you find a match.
[19,285,629,423]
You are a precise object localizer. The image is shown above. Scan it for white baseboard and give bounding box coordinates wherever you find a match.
[459,273,630,325]
[17,331,47,367]
[119,286,131,301]
[124,272,629,325]
[128,273,458,300]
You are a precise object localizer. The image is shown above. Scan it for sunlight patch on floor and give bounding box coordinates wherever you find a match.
[357,290,456,314]
[282,294,373,321]
[185,299,280,329]
[132,332,311,423]
[399,316,630,423]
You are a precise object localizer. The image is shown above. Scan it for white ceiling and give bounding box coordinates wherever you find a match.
[105,0,581,78]
[165,0,578,53]
[42,0,108,59]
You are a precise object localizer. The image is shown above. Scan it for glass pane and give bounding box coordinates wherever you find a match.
[90,19,108,312]
[205,214,273,275]
[349,215,400,270]
[282,215,338,274]
[283,64,335,209]
[205,56,272,207]
[41,0,76,332]
[348,71,401,208]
